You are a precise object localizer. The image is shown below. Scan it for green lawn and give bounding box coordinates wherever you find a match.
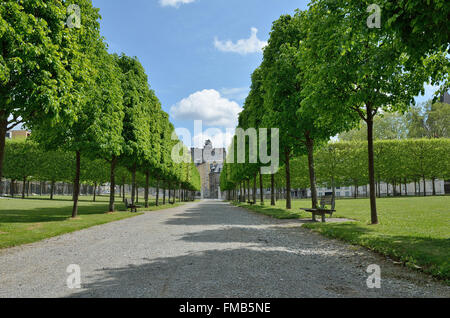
[0,195,184,249]
[234,196,450,282]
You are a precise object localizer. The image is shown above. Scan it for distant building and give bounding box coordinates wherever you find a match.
[191,140,226,165]
[191,140,226,199]
[439,91,450,104]
[5,130,31,140]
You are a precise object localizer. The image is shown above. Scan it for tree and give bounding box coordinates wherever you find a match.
[381,0,450,58]
[300,0,443,224]
[33,2,123,218]
[0,1,75,183]
[425,102,450,138]
[339,112,409,141]
[36,149,74,200]
[261,12,349,210]
[115,54,164,207]
[3,140,39,198]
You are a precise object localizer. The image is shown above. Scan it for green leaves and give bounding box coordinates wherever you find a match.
[1,2,200,208]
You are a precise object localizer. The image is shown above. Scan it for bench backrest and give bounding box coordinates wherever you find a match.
[320,195,335,210]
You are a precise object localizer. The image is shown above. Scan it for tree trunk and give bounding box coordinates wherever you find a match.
[432,178,436,196]
[22,177,26,199]
[109,156,117,212]
[72,151,81,218]
[259,168,264,205]
[50,180,55,200]
[131,164,137,205]
[145,171,149,208]
[156,179,160,206]
[305,135,318,209]
[93,182,97,202]
[271,173,275,206]
[122,177,126,202]
[423,176,426,197]
[366,107,378,224]
[240,182,243,202]
[253,173,257,204]
[284,149,292,210]
[247,179,250,202]
[135,184,139,203]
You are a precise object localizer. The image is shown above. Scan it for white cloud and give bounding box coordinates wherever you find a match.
[214,28,267,55]
[219,87,250,102]
[170,89,243,128]
[159,0,195,8]
[193,129,235,150]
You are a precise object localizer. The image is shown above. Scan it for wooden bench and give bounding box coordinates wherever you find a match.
[247,201,255,205]
[301,195,336,223]
[124,198,141,212]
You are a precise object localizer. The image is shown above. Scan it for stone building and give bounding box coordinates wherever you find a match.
[5,130,31,140]
[191,140,226,199]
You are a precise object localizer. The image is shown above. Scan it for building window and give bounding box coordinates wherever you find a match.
[345,191,350,197]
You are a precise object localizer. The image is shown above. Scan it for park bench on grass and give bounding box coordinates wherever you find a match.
[301,195,336,223]
[124,198,141,213]
[247,200,255,205]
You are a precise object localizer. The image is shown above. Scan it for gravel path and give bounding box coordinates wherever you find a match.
[0,200,448,298]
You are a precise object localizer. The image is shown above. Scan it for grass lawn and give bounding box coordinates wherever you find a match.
[233,196,450,282]
[0,195,185,249]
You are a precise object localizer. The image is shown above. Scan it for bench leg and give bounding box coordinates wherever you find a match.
[322,214,326,223]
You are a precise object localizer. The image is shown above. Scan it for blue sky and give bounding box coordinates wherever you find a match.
[91,0,308,147]
[91,0,438,148]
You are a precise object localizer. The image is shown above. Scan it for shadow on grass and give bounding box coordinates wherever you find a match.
[233,200,449,282]
[0,204,114,223]
[304,222,450,282]
[0,197,186,224]
[3,195,124,203]
[232,202,307,220]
